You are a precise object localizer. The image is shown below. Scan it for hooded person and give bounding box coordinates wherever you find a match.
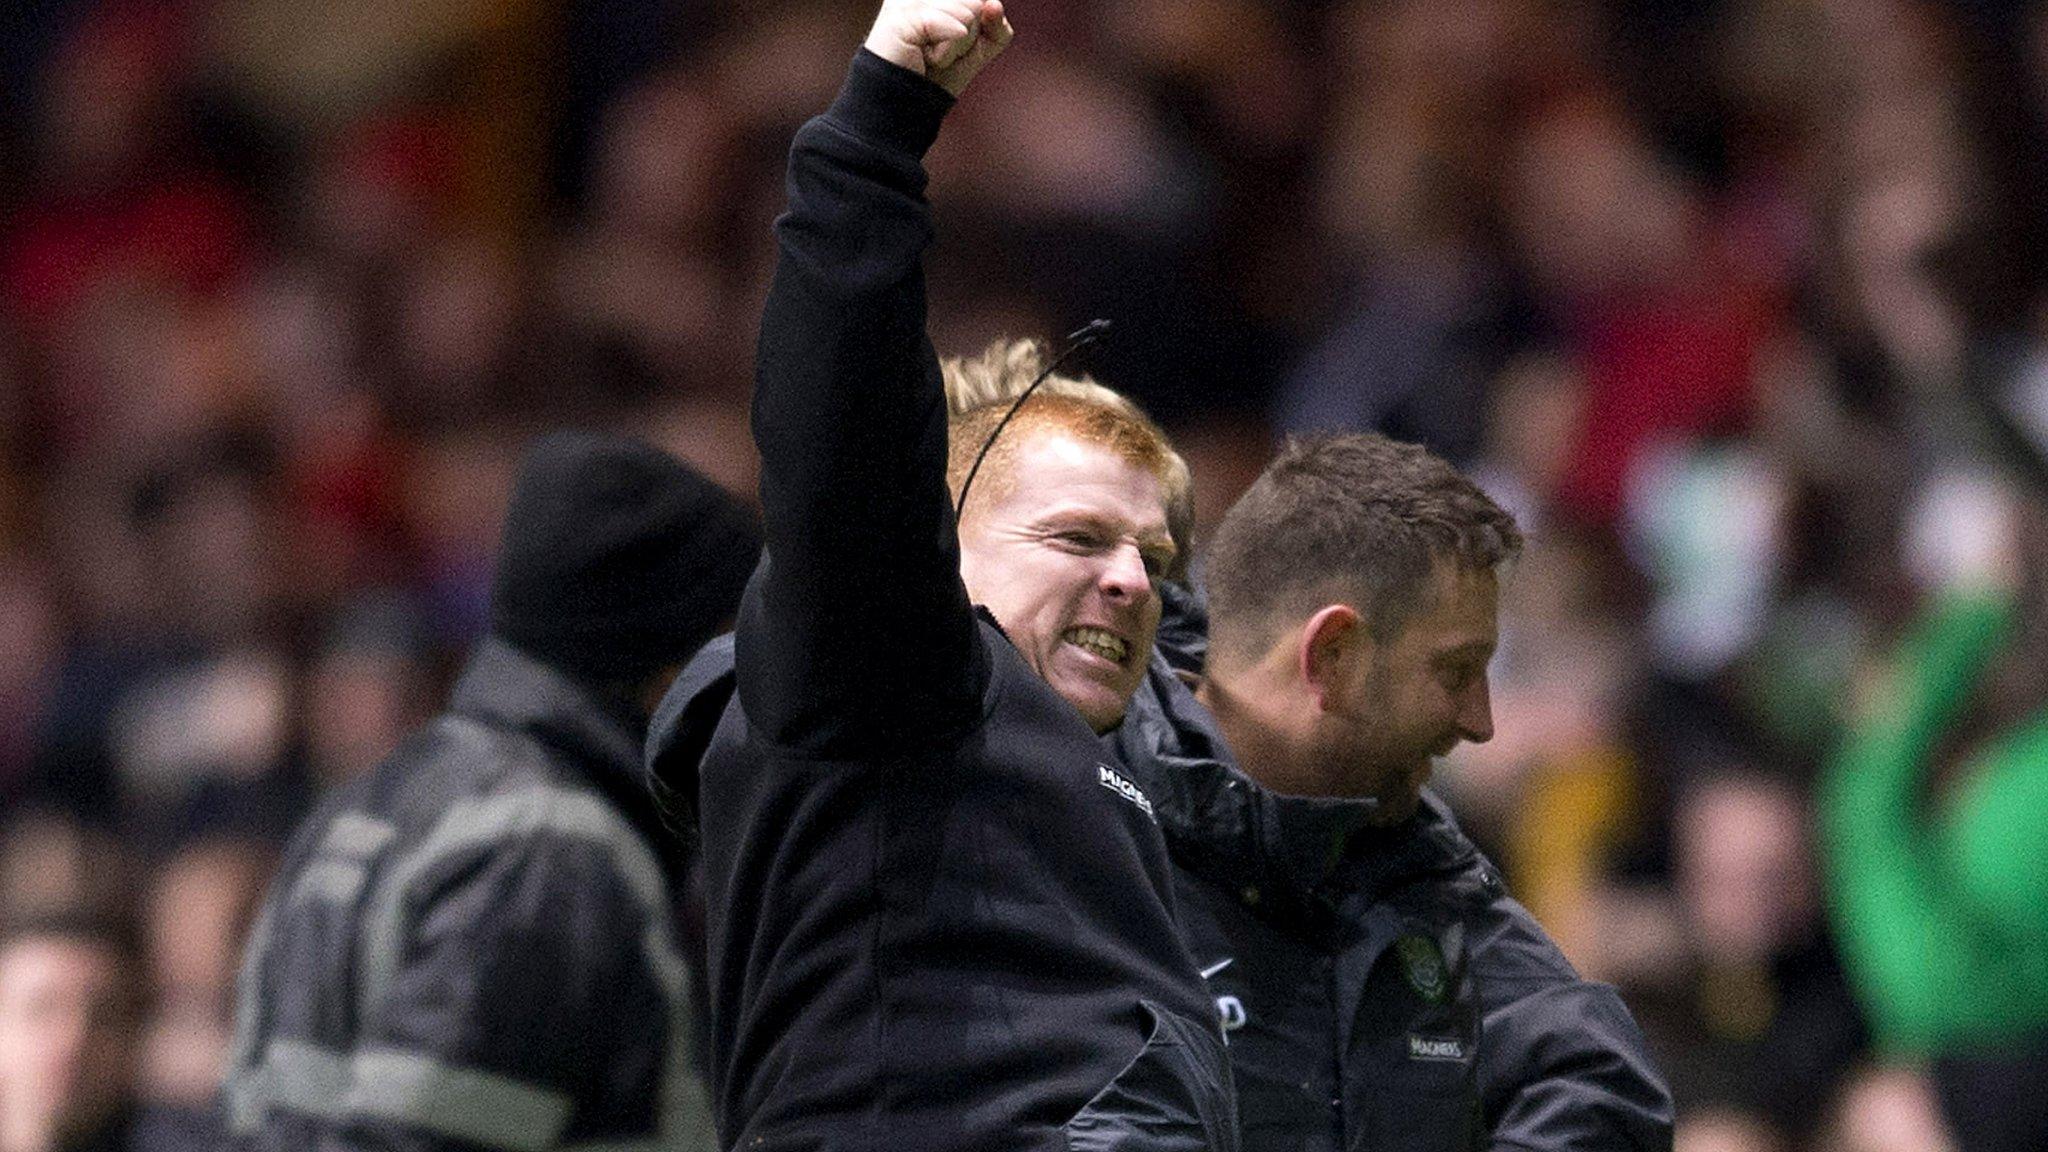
[220,431,758,1152]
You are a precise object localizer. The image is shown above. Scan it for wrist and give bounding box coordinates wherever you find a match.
[861,29,927,77]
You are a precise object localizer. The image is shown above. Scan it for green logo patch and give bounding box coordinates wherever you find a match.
[1396,933,1447,1003]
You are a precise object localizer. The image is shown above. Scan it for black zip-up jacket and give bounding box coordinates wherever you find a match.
[1113,588,1673,1152]
[220,638,716,1151]
[645,50,1235,1152]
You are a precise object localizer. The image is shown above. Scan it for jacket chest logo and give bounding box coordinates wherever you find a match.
[1407,1033,1466,1061]
[1096,763,1156,822]
[1199,957,1247,1034]
[1395,933,1448,1003]
[1217,994,1247,1034]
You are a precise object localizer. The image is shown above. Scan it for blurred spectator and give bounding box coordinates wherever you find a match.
[1460,527,1644,952]
[1821,473,2048,1152]
[294,593,430,791]
[136,837,272,1116]
[0,815,127,928]
[1446,352,1638,879]
[1624,769,1865,1150]
[545,69,746,399]
[1277,0,1540,460]
[1829,1064,1960,1152]
[399,429,519,648]
[1,5,251,352]
[0,560,62,802]
[0,911,143,1152]
[1509,93,1778,527]
[1623,437,1790,684]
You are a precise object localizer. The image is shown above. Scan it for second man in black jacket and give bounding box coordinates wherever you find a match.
[1115,434,1674,1151]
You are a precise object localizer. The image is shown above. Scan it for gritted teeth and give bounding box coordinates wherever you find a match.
[1065,626,1129,665]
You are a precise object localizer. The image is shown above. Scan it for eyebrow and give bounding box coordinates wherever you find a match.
[1035,510,1177,572]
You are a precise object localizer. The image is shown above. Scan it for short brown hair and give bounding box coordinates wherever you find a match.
[943,338,1193,576]
[1205,434,1522,660]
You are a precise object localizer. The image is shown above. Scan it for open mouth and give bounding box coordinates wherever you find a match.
[1063,626,1130,667]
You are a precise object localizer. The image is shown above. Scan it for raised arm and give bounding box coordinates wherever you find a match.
[1819,590,2048,1051]
[737,2,1013,754]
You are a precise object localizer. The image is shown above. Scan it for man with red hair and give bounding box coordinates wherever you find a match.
[650,3,1235,1149]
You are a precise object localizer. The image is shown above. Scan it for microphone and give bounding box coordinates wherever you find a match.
[953,319,1114,522]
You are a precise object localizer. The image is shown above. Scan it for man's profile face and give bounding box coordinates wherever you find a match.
[1321,561,1499,825]
[0,935,134,1151]
[957,429,1174,732]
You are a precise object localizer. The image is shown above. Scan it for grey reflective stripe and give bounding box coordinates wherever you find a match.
[229,1041,573,1151]
[289,860,369,907]
[357,787,666,1008]
[323,812,398,858]
[225,810,398,1133]
[350,1049,573,1150]
[263,1039,351,1119]
[637,892,720,1152]
[223,885,284,1133]
[352,753,712,1149]
[294,813,397,908]
[228,718,712,1147]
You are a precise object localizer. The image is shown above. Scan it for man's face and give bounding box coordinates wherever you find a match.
[0,937,134,1152]
[1319,562,1499,825]
[958,430,1174,732]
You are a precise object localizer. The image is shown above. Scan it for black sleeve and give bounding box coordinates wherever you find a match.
[737,49,989,756]
[1469,897,1675,1152]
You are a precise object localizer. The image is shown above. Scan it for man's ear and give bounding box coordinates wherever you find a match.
[1297,604,1365,711]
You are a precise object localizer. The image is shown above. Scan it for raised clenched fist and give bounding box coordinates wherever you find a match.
[863,0,1013,97]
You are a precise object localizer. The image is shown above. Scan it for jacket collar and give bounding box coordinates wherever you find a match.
[449,637,649,808]
[1116,587,1480,930]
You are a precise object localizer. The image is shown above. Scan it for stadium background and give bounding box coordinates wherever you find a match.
[1,0,2046,1148]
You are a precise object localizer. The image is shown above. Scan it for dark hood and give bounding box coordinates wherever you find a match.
[1114,584,1482,933]
[450,636,657,837]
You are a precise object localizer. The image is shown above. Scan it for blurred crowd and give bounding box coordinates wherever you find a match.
[2,0,2047,1150]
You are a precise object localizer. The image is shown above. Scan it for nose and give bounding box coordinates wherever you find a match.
[1457,675,1494,745]
[1099,541,1153,606]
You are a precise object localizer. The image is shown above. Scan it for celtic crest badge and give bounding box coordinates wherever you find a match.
[1396,933,1447,1003]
